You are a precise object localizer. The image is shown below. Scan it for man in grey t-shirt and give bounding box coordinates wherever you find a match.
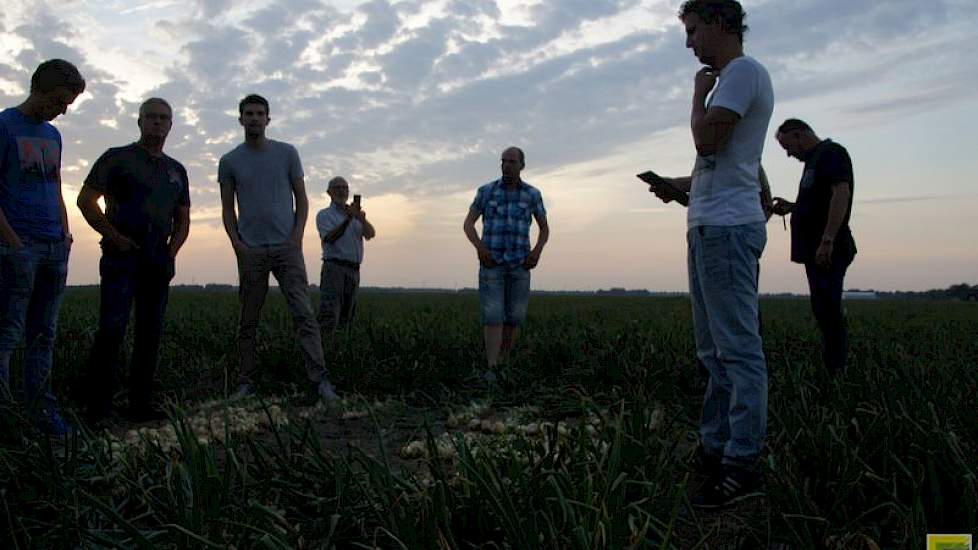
[647,0,772,510]
[218,94,338,402]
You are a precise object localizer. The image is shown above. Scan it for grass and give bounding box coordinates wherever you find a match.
[1,289,976,548]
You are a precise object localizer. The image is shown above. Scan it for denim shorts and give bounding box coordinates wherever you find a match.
[479,265,531,326]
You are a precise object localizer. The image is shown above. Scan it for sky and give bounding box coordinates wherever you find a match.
[1,0,976,292]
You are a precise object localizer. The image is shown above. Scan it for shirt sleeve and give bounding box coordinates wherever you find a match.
[177,164,191,207]
[532,188,546,217]
[470,185,486,213]
[83,150,114,193]
[817,144,853,188]
[0,122,8,176]
[288,144,304,180]
[316,209,340,238]
[709,60,757,117]
[217,155,234,188]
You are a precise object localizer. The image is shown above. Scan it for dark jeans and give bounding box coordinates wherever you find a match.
[0,237,69,412]
[805,261,850,375]
[86,249,174,416]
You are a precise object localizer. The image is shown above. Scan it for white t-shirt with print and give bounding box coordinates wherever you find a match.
[687,55,774,228]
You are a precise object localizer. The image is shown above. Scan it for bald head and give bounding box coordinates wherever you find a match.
[500,146,525,185]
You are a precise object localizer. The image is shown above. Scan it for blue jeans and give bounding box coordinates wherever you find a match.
[86,248,173,415]
[805,261,849,375]
[0,237,69,412]
[479,265,530,326]
[687,223,767,471]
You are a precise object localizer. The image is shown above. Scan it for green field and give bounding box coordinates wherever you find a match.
[2,288,977,548]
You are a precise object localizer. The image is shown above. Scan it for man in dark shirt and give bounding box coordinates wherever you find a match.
[772,118,856,375]
[78,98,191,423]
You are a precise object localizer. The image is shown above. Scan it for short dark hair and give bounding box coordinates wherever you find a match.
[30,59,86,95]
[678,0,748,43]
[238,94,269,116]
[504,146,525,166]
[139,97,172,118]
[777,118,813,135]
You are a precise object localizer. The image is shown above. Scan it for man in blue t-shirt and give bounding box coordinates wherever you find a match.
[0,59,85,435]
[772,118,856,376]
[463,147,549,381]
[77,98,191,423]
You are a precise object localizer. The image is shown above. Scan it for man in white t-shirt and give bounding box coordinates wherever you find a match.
[647,0,773,509]
[316,176,375,334]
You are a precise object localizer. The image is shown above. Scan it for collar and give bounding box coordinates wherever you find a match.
[494,178,524,192]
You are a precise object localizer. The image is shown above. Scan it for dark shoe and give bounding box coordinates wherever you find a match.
[690,444,723,477]
[124,403,167,423]
[691,465,764,510]
[317,379,340,402]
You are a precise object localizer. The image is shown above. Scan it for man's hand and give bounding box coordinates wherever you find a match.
[771,197,794,217]
[522,249,541,270]
[815,239,833,270]
[106,231,139,253]
[648,182,686,204]
[231,238,250,255]
[477,246,496,268]
[694,67,718,98]
[1,230,24,249]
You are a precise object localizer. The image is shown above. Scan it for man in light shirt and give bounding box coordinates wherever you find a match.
[218,94,339,402]
[648,0,773,509]
[316,176,375,334]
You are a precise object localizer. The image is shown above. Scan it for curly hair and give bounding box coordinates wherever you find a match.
[678,0,749,43]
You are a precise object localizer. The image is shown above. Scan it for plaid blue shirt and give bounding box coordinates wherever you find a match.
[470,179,546,267]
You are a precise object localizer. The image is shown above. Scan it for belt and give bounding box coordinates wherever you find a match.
[326,258,360,270]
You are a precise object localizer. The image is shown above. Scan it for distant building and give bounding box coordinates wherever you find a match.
[843,290,877,300]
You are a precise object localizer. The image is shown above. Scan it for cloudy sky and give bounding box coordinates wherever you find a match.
[2,0,976,292]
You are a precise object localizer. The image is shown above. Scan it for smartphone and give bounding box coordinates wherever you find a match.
[353,194,361,207]
[636,170,678,193]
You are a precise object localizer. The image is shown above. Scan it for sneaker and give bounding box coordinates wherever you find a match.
[691,465,764,510]
[690,444,723,477]
[38,408,73,436]
[317,380,341,402]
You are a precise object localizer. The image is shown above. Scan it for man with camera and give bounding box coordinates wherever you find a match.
[316,176,375,334]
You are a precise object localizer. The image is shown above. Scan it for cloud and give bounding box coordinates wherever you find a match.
[3,0,976,288]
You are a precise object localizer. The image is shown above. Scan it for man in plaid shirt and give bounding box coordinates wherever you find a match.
[463,147,549,379]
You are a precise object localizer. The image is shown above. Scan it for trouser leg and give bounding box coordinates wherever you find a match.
[129,255,172,406]
[87,253,137,417]
[806,262,849,375]
[22,240,69,413]
[237,248,270,385]
[273,245,327,383]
